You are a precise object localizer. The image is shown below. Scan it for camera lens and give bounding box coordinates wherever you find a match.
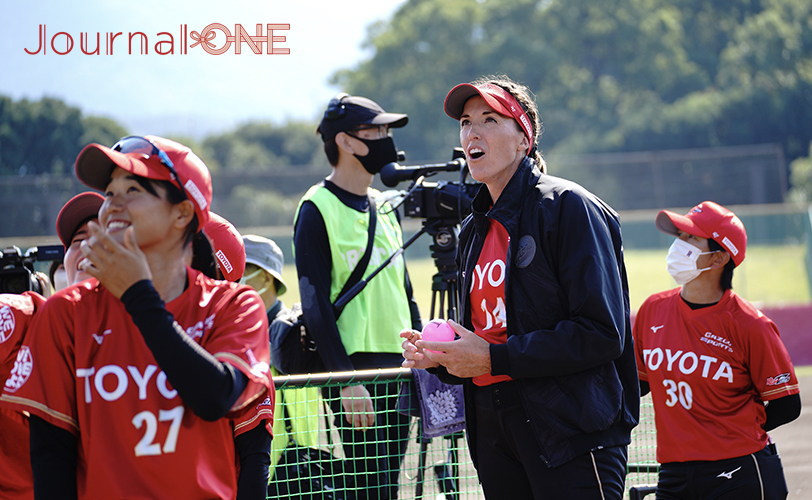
[0,269,32,294]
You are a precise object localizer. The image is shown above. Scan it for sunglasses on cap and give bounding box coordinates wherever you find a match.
[112,136,188,200]
[347,124,391,140]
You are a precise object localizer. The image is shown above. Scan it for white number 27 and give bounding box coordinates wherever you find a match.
[132,406,185,456]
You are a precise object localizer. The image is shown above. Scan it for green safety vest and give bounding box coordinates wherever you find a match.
[294,185,412,356]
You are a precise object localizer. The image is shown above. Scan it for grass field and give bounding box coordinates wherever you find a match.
[277,243,811,317]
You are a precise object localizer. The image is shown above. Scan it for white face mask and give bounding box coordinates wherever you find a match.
[666,238,717,285]
[240,268,270,296]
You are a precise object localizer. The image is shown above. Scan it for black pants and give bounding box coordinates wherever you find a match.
[656,444,788,500]
[472,380,628,499]
[323,380,411,500]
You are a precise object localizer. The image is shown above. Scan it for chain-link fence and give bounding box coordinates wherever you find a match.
[268,368,658,500]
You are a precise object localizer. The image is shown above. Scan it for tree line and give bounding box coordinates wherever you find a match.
[340,0,812,166]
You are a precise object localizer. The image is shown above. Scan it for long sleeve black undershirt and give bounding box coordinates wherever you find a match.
[235,424,272,500]
[29,415,78,500]
[120,279,248,421]
[764,393,802,431]
[294,180,422,372]
[638,380,801,432]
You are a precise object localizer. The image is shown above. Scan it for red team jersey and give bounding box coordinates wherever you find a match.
[0,291,46,500]
[633,288,799,464]
[0,268,272,500]
[470,219,512,386]
[233,392,274,437]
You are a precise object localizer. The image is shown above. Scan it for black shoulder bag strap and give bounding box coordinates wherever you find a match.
[331,194,377,319]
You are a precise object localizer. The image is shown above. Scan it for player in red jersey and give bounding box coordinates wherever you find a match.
[58,192,106,287]
[0,290,46,500]
[633,201,801,500]
[198,212,275,500]
[1,136,271,500]
[0,191,103,500]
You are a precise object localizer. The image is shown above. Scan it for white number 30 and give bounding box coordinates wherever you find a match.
[132,406,185,456]
[662,379,693,410]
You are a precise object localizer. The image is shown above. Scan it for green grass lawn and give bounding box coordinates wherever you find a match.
[278,244,811,317]
[625,244,811,311]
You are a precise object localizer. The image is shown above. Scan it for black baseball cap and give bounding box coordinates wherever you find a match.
[317,93,408,142]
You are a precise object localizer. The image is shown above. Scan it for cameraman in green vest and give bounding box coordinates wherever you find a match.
[293,93,422,499]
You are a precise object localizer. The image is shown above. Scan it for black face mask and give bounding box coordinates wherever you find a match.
[351,136,398,175]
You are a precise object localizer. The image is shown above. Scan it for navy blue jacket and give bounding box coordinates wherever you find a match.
[436,157,639,468]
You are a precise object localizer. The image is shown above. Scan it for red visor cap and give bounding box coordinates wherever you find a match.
[444,83,533,149]
[75,136,212,229]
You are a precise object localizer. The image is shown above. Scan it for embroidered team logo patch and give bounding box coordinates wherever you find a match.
[256,396,273,410]
[215,249,233,275]
[701,332,734,353]
[4,346,33,392]
[0,305,15,343]
[515,235,536,268]
[766,373,791,386]
[184,314,215,341]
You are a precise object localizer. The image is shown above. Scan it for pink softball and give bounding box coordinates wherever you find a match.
[421,319,455,353]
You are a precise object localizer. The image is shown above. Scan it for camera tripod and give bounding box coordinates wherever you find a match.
[424,220,459,322]
[413,218,463,500]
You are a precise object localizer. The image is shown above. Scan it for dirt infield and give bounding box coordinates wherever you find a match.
[769,367,812,498]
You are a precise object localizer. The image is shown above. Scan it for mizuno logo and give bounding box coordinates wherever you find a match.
[92,329,112,345]
[651,325,664,333]
[717,466,741,480]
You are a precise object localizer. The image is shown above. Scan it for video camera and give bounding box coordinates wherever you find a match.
[0,245,64,294]
[380,148,480,223]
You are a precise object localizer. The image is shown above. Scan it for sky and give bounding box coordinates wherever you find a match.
[1,0,407,138]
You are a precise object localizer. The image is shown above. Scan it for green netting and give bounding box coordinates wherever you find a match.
[267,376,480,499]
[625,394,659,496]
[266,372,659,499]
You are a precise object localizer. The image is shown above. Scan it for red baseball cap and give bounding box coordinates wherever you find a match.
[56,192,105,248]
[74,135,212,229]
[656,201,747,266]
[202,212,245,282]
[444,83,534,149]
